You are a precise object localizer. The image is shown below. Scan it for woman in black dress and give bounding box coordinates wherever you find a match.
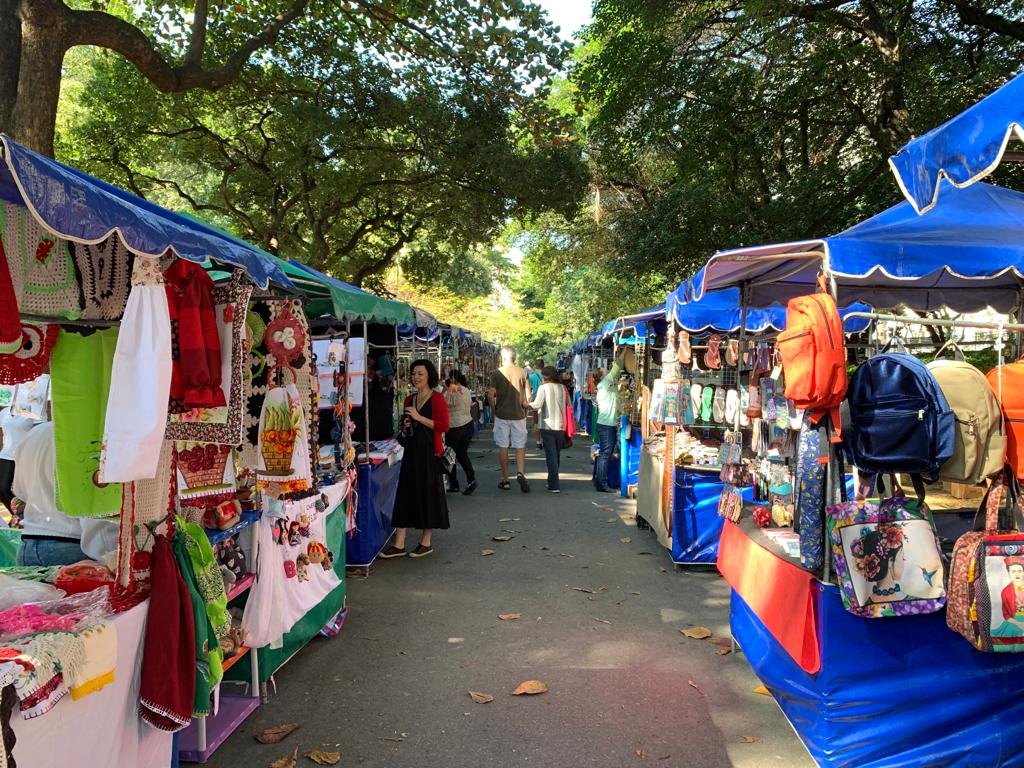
[380,359,450,558]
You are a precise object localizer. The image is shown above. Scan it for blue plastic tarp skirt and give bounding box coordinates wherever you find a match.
[346,459,401,567]
[732,584,1024,767]
[671,468,753,564]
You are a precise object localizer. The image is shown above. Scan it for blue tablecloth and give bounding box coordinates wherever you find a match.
[732,581,1024,767]
[346,459,401,567]
[671,467,752,564]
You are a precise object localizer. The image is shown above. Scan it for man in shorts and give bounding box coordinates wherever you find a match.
[488,347,531,492]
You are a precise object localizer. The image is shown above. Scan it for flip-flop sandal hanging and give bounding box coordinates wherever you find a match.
[726,338,739,367]
[690,383,703,422]
[712,387,726,423]
[683,387,696,425]
[704,334,723,370]
[725,388,740,426]
[739,389,750,427]
[700,385,714,422]
[677,331,691,364]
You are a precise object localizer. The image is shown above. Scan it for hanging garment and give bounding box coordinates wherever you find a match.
[67,622,117,700]
[115,440,176,592]
[256,373,312,486]
[0,234,22,354]
[139,535,195,731]
[242,495,341,649]
[1,681,15,768]
[0,323,58,386]
[73,235,132,320]
[0,202,81,319]
[164,259,225,411]
[50,327,123,516]
[99,255,172,483]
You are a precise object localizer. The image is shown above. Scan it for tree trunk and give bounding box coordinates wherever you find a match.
[0,0,20,136]
[11,1,70,156]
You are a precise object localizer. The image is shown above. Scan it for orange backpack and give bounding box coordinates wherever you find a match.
[986,362,1024,479]
[777,292,848,437]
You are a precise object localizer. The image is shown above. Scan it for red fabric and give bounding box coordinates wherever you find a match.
[403,391,450,456]
[164,260,225,410]
[563,385,576,438]
[0,235,21,353]
[717,520,821,674]
[138,535,196,731]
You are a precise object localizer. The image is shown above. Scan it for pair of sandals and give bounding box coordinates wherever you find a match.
[698,335,741,371]
[499,473,530,493]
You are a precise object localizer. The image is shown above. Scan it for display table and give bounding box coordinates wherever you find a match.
[637,447,671,549]
[721,518,1024,768]
[10,599,173,768]
[346,458,401,567]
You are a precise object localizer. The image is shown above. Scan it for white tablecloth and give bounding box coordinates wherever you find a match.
[10,599,173,768]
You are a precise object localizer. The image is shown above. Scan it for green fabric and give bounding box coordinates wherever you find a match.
[0,529,20,567]
[226,498,347,684]
[50,328,123,516]
[595,360,623,426]
[178,517,231,645]
[172,530,223,716]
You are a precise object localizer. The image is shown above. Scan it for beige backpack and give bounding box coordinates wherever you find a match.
[927,359,1006,484]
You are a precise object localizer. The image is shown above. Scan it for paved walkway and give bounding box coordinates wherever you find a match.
[207,437,811,767]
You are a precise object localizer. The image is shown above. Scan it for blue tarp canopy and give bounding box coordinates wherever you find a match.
[690,182,1024,312]
[398,307,439,342]
[0,135,290,289]
[601,304,667,343]
[569,331,605,355]
[666,285,872,333]
[889,72,1024,214]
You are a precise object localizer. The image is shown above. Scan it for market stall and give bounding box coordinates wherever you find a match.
[693,174,1024,766]
[0,134,300,767]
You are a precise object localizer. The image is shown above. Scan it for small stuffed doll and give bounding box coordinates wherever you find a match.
[296,554,310,582]
[288,520,302,546]
[752,505,772,528]
[306,541,328,565]
[298,514,312,538]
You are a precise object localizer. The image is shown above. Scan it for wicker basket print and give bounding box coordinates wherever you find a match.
[177,442,231,492]
[258,368,302,476]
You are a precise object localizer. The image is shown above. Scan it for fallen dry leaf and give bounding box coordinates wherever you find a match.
[461,660,474,668]
[480,549,495,556]
[469,691,494,704]
[540,546,550,550]
[607,518,618,523]
[498,613,521,621]
[501,528,519,534]
[512,680,549,695]
[492,535,514,542]
[659,566,668,573]
[658,756,672,761]
[681,626,713,639]
[379,737,403,742]
[637,551,654,556]
[688,679,705,697]
[753,684,771,696]
[559,552,575,558]
[269,746,298,768]
[716,647,732,656]
[304,749,341,765]
[635,749,648,759]
[739,735,762,744]
[708,636,732,648]
[569,586,595,594]
[631,591,641,596]
[255,723,299,744]
[620,537,632,543]
[594,618,611,625]
[498,517,513,522]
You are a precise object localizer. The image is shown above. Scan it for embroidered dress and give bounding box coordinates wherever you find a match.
[99,255,172,483]
[0,202,81,319]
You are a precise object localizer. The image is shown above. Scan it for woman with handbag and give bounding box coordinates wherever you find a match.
[528,366,568,493]
[381,359,450,559]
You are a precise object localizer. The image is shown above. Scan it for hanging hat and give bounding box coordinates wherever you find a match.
[0,324,58,385]
[0,235,22,354]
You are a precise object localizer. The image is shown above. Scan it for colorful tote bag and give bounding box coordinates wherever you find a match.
[827,477,946,618]
[948,469,1024,652]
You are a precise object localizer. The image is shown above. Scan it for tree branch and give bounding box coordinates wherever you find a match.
[65,0,310,92]
[948,0,1024,41]
[184,0,209,67]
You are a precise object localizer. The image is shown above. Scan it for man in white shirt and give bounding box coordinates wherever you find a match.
[14,421,118,566]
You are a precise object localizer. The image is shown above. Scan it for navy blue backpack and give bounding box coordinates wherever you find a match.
[844,353,956,482]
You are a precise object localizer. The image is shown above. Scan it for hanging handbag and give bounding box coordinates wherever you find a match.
[563,385,576,439]
[827,475,946,618]
[948,468,1024,652]
[438,444,457,475]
